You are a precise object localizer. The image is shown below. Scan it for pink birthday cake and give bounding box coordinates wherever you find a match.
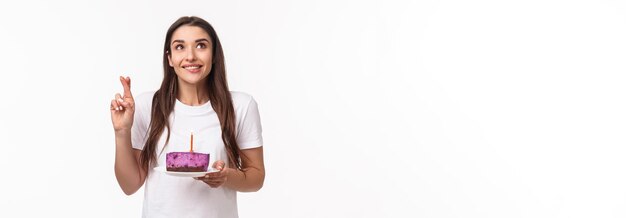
[166,152,210,172]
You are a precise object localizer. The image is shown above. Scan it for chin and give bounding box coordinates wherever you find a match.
[179,76,208,86]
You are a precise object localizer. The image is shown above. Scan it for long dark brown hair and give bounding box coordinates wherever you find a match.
[140,16,242,172]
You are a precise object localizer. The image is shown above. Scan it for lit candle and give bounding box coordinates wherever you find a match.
[190,131,194,153]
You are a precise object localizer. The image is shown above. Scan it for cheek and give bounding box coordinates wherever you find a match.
[199,52,213,63]
[170,55,184,66]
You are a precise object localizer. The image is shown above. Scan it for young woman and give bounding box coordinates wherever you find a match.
[110,16,265,217]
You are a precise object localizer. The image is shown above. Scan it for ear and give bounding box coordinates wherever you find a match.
[167,53,173,67]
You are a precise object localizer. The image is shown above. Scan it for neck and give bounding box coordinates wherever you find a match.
[177,81,209,106]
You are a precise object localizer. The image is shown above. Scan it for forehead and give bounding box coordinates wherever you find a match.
[171,25,210,42]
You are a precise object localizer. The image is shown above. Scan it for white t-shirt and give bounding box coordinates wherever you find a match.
[131,91,263,218]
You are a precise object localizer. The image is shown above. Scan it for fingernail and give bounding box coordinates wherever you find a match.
[117,99,123,102]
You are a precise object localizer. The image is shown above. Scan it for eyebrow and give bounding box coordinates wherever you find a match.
[171,38,211,45]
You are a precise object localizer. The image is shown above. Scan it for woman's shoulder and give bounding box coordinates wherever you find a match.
[134,90,157,108]
[230,91,258,108]
[230,91,255,103]
[135,90,156,100]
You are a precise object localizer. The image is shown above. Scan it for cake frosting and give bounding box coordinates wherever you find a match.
[166,152,210,172]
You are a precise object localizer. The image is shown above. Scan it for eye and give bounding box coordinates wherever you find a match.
[196,43,206,49]
[174,44,184,50]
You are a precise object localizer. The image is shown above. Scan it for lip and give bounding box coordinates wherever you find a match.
[182,64,203,74]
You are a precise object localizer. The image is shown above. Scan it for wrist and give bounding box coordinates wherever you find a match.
[114,129,131,137]
[114,130,133,150]
[224,168,240,184]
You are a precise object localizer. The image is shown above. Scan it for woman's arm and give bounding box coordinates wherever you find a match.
[114,130,147,195]
[111,76,146,195]
[225,146,265,192]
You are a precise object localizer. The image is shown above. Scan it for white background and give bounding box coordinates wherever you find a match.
[0,0,625,217]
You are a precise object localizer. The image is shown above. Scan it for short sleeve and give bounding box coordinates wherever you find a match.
[236,96,264,149]
[131,92,152,150]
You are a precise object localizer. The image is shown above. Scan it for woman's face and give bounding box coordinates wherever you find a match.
[168,25,213,86]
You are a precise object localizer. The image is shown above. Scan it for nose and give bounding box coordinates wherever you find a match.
[185,48,196,62]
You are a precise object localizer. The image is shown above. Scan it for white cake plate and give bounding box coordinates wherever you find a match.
[154,166,218,177]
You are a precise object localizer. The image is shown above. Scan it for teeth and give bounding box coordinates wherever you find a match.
[184,65,200,69]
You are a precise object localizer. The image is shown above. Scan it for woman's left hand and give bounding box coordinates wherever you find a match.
[195,160,229,188]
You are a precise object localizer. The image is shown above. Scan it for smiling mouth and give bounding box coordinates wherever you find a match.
[182,64,203,73]
[183,64,202,69]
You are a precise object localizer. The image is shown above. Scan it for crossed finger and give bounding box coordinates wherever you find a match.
[110,93,125,110]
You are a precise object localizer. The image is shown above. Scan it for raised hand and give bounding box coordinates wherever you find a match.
[110,76,135,132]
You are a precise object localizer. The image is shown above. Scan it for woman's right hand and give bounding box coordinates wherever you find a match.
[110,76,135,132]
